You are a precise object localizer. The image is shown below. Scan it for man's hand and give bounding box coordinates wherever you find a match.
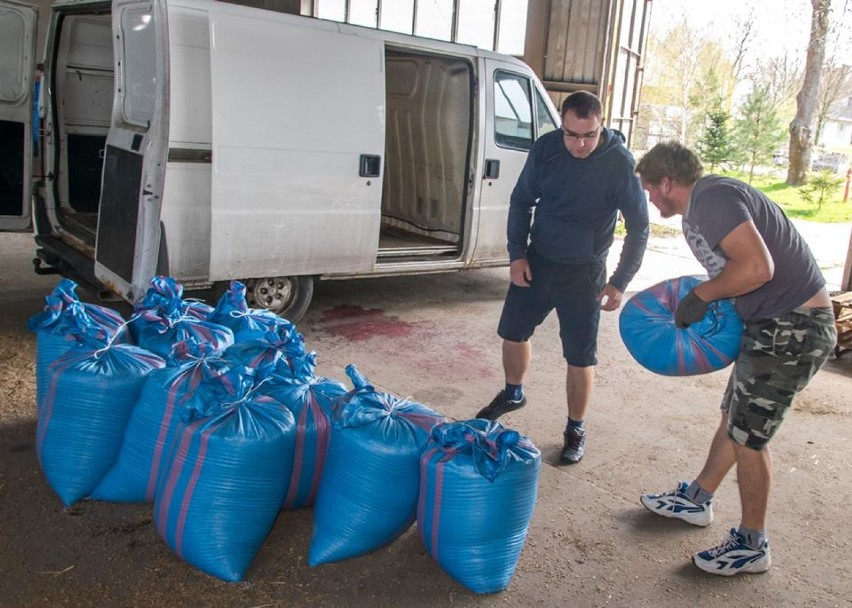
[510,258,532,287]
[598,283,623,311]
[675,289,708,328]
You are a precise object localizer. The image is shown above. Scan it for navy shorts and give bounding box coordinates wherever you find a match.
[497,248,606,367]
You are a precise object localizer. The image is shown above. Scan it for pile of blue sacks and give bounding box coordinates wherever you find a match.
[29,276,541,592]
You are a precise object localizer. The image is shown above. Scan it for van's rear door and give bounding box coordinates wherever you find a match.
[207,11,384,279]
[0,0,36,231]
[93,0,168,302]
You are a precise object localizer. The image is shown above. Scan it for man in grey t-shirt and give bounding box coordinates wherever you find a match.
[633,142,837,577]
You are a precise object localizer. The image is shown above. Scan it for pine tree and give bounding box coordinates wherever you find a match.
[696,98,734,171]
[732,85,787,183]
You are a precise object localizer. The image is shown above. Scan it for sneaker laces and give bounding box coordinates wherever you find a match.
[564,428,584,450]
[706,530,742,558]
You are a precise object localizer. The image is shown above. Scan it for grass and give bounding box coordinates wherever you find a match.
[720,170,852,223]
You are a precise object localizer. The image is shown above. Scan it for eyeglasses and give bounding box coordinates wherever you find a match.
[562,125,602,143]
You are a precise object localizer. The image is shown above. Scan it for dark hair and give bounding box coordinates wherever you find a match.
[635,141,704,186]
[561,91,603,120]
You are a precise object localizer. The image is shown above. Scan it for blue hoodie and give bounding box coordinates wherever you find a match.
[507,127,649,292]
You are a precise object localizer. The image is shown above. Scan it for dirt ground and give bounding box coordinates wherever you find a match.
[1,231,850,608]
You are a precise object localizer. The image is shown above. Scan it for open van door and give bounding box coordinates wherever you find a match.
[206,11,384,280]
[473,58,559,262]
[93,0,168,302]
[0,0,37,232]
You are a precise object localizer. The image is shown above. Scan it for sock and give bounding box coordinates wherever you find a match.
[504,383,524,401]
[567,418,585,431]
[737,526,766,550]
[684,481,713,505]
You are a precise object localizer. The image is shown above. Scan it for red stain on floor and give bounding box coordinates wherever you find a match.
[320,305,414,341]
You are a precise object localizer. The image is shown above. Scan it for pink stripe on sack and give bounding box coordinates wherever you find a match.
[174,432,210,557]
[146,380,181,501]
[308,393,330,505]
[155,426,195,538]
[430,456,445,561]
[283,396,310,509]
[418,447,438,548]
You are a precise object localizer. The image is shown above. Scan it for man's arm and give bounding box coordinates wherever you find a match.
[692,219,774,302]
[506,155,539,263]
[608,175,649,293]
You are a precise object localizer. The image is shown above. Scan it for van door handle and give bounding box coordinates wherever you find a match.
[484,159,500,179]
[359,154,381,177]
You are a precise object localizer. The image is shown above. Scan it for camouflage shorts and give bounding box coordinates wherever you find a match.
[722,306,837,450]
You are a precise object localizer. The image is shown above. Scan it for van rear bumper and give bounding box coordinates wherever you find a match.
[34,234,120,301]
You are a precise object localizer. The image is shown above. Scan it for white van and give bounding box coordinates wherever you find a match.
[1,0,560,320]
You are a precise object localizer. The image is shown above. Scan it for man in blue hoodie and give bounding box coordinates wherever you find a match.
[476,91,649,464]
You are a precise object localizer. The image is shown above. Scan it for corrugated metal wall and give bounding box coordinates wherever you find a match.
[524,0,651,147]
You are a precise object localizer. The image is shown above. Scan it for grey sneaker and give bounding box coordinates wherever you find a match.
[558,426,585,465]
[640,481,713,527]
[475,391,527,420]
[693,528,771,576]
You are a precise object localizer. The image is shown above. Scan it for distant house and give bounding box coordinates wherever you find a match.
[819,95,852,149]
[814,96,852,173]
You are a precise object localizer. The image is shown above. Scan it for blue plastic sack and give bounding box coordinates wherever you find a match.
[222,339,283,381]
[91,342,232,503]
[418,419,541,594]
[208,280,292,342]
[128,276,217,348]
[153,370,296,582]
[308,364,445,566]
[28,279,129,410]
[35,342,166,506]
[261,373,348,509]
[619,276,743,376]
[129,278,233,362]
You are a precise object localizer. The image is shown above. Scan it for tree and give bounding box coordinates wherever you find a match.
[733,85,787,183]
[636,17,734,148]
[801,170,844,211]
[787,0,831,185]
[696,98,735,171]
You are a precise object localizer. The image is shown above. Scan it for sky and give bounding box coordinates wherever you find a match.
[650,0,850,64]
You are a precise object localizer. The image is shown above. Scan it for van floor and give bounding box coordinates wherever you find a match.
[378,225,457,258]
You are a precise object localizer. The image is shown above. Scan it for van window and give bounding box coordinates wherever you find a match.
[493,71,532,150]
[118,7,156,128]
[534,88,558,136]
[0,10,26,102]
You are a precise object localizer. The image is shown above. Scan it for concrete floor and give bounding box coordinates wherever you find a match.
[1,224,850,607]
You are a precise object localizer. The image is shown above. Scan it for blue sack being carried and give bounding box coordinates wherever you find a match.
[418,419,541,594]
[91,341,232,503]
[619,275,743,376]
[28,279,129,410]
[153,369,296,582]
[308,364,445,566]
[261,366,348,510]
[36,340,166,506]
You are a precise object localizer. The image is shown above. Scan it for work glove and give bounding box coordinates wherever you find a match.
[675,289,708,328]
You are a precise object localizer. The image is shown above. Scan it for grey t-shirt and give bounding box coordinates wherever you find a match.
[682,175,825,320]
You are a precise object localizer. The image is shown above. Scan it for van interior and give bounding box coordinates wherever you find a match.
[46,5,473,266]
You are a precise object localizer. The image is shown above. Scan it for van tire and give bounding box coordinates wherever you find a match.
[244,275,315,323]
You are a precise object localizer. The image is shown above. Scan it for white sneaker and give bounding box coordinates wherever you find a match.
[640,481,713,527]
[693,528,771,576]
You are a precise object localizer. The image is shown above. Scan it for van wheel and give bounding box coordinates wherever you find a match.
[244,276,315,322]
